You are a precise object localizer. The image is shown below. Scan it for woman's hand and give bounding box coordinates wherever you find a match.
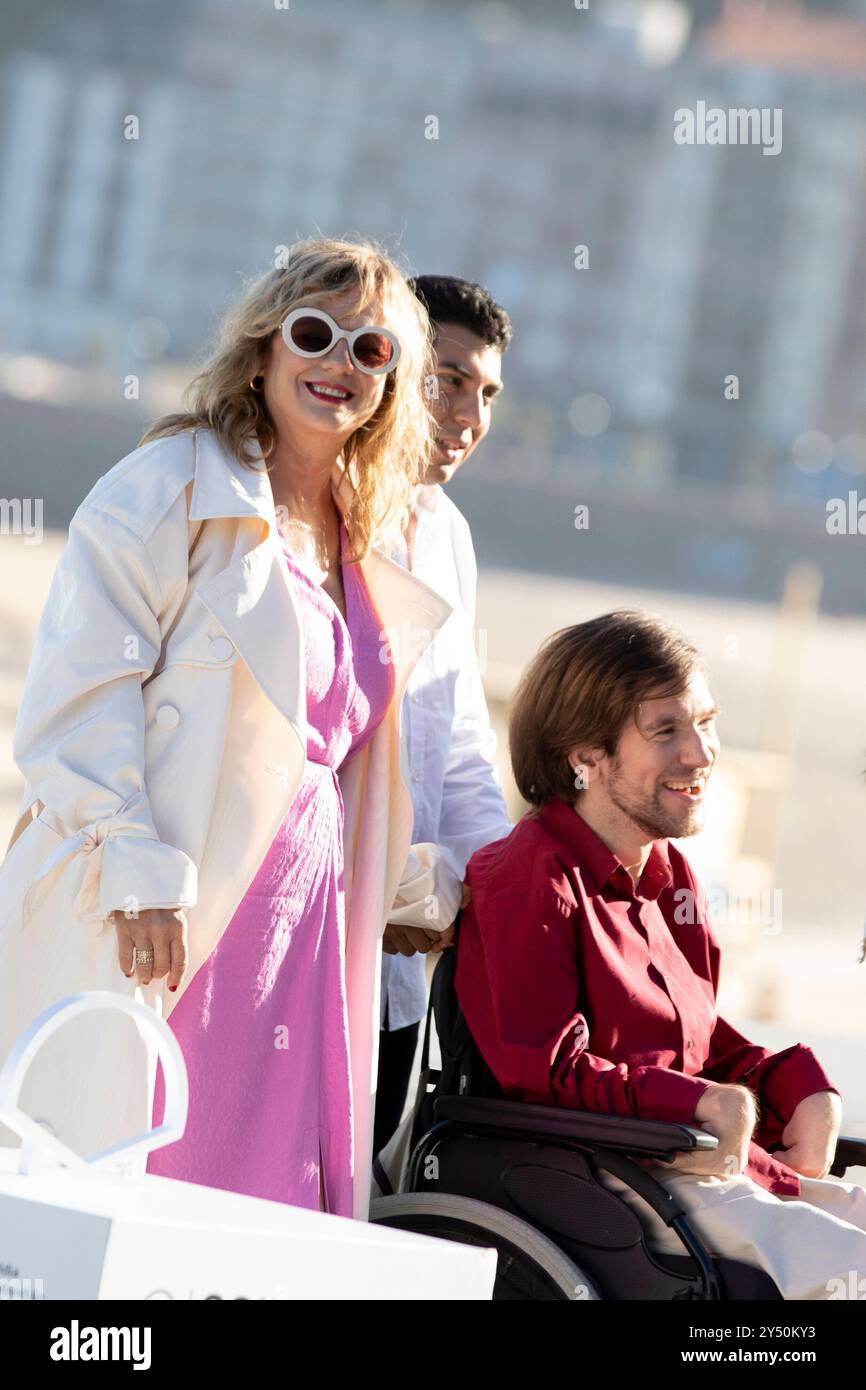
[111,907,189,991]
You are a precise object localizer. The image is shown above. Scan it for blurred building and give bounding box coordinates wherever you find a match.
[0,0,865,503]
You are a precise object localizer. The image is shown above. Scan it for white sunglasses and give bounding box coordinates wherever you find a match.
[281,307,401,376]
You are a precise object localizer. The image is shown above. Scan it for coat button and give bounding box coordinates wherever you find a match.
[686,1038,694,1050]
[208,636,234,661]
[155,703,180,730]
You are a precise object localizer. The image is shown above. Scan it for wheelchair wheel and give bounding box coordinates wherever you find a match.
[370,1193,601,1301]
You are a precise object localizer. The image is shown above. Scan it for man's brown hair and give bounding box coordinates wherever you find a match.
[509,610,706,810]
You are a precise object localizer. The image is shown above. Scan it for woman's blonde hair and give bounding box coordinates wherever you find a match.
[139,236,435,556]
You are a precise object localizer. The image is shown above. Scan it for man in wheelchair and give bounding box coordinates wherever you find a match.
[448,610,866,1300]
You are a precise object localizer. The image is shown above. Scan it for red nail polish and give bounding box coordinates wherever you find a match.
[168,985,177,992]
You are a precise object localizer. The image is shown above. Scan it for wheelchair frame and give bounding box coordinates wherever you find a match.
[380,947,866,1301]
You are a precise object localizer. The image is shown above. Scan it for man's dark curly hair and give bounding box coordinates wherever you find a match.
[409,274,512,353]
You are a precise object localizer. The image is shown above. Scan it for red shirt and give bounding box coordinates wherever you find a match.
[455,795,841,1197]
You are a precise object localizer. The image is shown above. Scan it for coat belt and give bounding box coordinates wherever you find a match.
[23,788,156,935]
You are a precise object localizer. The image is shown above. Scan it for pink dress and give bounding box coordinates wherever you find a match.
[146,521,393,1216]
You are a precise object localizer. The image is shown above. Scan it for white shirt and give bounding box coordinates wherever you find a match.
[380,484,512,1030]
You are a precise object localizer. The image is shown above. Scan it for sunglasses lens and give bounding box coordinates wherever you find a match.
[289,316,334,354]
[353,332,395,371]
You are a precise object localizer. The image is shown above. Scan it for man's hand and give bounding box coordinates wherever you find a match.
[774,1089,842,1180]
[652,1082,757,1180]
[429,922,456,953]
[382,923,445,957]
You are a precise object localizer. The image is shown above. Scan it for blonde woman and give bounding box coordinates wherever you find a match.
[0,237,462,1219]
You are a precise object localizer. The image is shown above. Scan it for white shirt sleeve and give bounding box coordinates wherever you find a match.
[436,512,511,875]
[382,492,512,1030]
[387,841,463,932]
[435,606,512,877]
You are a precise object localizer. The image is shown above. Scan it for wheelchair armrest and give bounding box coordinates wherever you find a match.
[830,1134,866,1178]
[432,1094,717,1157]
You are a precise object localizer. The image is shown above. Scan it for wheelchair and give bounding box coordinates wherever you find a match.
[371,940,866,1301]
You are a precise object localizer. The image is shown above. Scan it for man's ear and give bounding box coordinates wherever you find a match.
[567,745,605,793]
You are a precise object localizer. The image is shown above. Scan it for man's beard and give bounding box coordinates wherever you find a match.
[605,756,705,841]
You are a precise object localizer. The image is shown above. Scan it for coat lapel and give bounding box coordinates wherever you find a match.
[188,428,452,728]
[188,430,306,738]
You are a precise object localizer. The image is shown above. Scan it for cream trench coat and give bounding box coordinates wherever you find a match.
[0,427,455,1219]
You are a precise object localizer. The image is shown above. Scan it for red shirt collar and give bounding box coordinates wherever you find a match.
[536,796,674,902]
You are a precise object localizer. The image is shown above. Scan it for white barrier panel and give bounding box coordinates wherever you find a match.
[0,991,496,1300]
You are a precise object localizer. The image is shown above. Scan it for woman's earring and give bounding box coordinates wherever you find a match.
[249,374,264,392]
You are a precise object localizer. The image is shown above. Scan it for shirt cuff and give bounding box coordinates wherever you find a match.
[636,1067,714,1124]
[759,1045,841,1125]
[389,842,462,931]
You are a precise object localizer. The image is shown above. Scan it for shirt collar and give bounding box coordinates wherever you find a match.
[537,796,674,902]
[393,483,441,569]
